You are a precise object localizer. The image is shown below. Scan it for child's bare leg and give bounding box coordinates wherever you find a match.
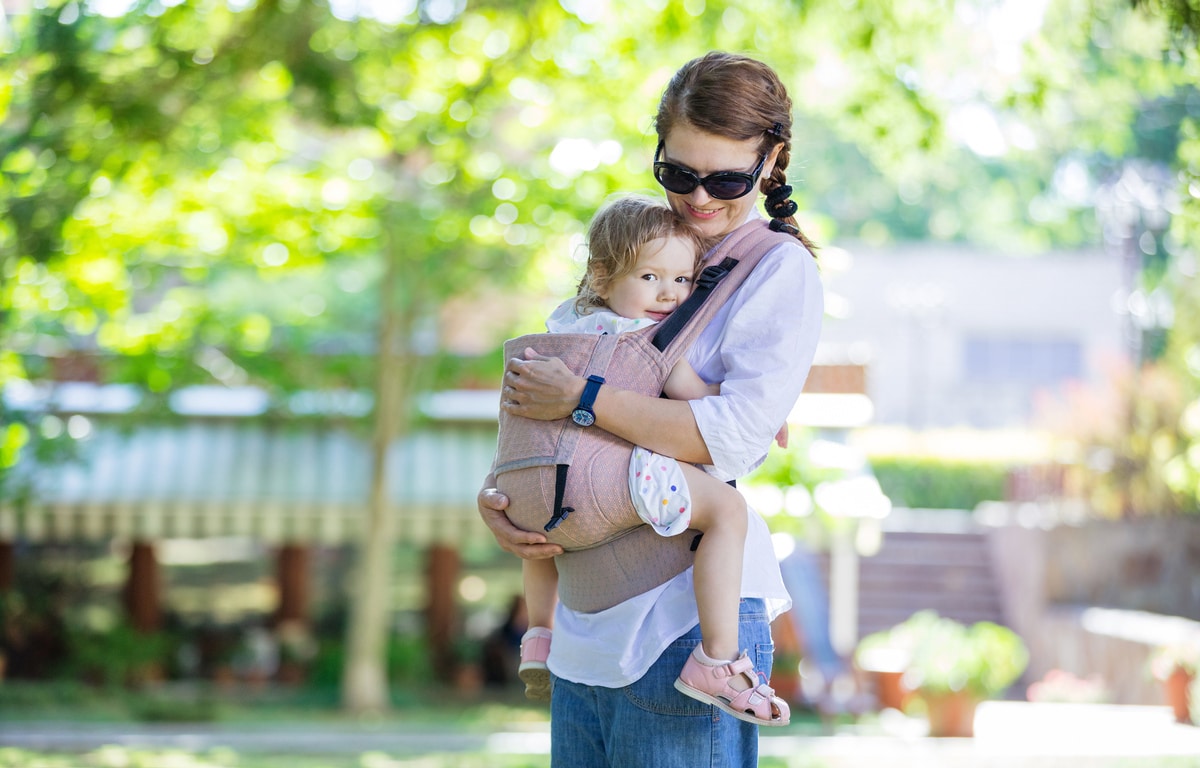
[678,463,747,664]
[519,558,557,702]
[522,558,559,630]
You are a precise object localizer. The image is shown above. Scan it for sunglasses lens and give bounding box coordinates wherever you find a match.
[654,164,699,195]
[703,176,754,200]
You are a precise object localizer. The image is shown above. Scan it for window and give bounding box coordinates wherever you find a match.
[963,337,1083,386]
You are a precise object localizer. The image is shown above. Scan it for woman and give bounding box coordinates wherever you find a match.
[478,51,823,767]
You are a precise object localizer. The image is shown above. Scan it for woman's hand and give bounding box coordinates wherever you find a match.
[478,485,564,560]
[500,347,584,421]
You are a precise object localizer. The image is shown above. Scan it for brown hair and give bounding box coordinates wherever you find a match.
[575,194,712,314]
[655,51,816,252]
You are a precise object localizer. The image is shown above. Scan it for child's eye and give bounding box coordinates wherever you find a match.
[640,273,658,281]
[675,276,692,284]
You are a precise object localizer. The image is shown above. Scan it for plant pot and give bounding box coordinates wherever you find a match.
[922,690,979,737]
[873,669,911,711]
[771,668,801,704]
[1164,667,1194,725]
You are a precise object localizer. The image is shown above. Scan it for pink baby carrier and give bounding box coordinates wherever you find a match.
[493,221,791,574]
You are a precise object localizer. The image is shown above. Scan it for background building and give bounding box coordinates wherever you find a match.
[818,243,1128,429]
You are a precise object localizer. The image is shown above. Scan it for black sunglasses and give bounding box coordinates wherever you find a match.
[653,142,767,200]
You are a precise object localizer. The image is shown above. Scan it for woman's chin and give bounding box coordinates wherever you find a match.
[684,213,727,238]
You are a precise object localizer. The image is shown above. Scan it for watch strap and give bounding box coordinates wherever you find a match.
[578,374,605,411]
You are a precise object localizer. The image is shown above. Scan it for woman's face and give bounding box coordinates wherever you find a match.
[658,123,781,240]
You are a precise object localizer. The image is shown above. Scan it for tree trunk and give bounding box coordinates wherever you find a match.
[274,543,310,627]
[341,236,409,714]
[426,544,460,681]
[0,542,13,593]
[124,540,161,633]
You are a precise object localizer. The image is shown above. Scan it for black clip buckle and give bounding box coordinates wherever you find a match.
[544,506,574,532]
[695,264,729,290]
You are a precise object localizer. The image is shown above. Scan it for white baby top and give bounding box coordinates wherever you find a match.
[545,304,657,336]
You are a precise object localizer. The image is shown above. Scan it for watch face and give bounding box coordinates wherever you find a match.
[571,408,595,427]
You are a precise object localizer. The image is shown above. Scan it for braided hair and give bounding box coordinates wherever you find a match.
[655,51,816,253]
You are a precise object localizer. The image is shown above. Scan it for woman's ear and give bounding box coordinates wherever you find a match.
[762,142,784,181]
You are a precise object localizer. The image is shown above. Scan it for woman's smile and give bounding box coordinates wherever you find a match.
[683,202,721,220]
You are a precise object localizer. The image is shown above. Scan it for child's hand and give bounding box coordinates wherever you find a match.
[774,423,789,449]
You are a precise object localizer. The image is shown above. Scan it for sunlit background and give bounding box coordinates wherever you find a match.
[2,0,1200,760]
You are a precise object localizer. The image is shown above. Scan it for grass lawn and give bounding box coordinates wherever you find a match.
[0,679,550,729]
[0,748,551,768]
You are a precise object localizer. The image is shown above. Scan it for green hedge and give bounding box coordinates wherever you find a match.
[869,456,1009,510]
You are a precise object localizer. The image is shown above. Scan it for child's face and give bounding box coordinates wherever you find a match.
[599,235,697,322]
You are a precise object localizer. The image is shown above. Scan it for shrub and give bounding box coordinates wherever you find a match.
[869,456,1009,509]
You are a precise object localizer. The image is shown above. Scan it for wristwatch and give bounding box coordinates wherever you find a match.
[571,375,605,427]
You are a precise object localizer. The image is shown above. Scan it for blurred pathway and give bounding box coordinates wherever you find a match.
[2,701,1199,765]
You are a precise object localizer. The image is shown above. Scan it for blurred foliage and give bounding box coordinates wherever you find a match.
[2,0,1194,391]
[0,396,81,505]
[742,430,845,540]
[66,622,175,688]
[1103,364,1196,516]
[1045,362,1198,516]
[307,632,431,690]
[0,0,1198,513]
[869,455,1009,510]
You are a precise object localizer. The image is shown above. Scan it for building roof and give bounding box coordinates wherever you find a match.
[6,418,498,546]
[5,381,869,545]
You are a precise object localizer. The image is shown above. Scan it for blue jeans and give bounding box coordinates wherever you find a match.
[549,598,774,768]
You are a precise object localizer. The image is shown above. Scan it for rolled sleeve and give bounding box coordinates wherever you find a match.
[688,243,823,480]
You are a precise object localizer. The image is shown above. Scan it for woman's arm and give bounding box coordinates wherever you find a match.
[688,246,822,477]
[503,350,714,464]
[502,242,823,474]
[663,359,721,401]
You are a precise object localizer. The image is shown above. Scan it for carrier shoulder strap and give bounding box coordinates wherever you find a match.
[651,220,790,360]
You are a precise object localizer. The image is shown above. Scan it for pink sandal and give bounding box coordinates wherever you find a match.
[518,627,553,702]
[674,650,791,726]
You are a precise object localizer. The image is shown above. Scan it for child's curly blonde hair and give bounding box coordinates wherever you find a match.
[575,194,714,315]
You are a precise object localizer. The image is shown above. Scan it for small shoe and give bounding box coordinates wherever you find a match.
[518,627,553,702]
[674,649,791,726]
